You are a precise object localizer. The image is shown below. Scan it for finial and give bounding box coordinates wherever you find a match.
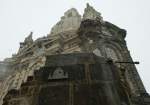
[29,31,33,37]
[86,3,90,7]
[24,31,33,44]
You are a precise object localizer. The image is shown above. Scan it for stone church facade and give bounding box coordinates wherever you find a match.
[0,3,150,105]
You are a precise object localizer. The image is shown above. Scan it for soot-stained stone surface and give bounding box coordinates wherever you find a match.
[35,64,85,82]
[1,53,132,105]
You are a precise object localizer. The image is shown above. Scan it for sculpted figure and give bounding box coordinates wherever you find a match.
[83,3,102,21]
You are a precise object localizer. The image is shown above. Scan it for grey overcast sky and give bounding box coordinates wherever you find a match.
[0,0,150,92]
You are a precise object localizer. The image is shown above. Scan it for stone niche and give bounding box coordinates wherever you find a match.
[2,53,130,105]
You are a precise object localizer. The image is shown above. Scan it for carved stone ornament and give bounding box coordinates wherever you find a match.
[48,67,68,80]
[83,3,102,21]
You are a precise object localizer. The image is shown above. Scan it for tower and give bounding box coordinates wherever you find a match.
[0,3,150,105]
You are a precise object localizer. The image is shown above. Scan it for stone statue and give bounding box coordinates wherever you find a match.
[83,3,102,21]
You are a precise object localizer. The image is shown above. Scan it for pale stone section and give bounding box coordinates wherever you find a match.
[93,48,102,57]
[83,3,103,21]
[50,8,81,35]
[0,56,46,105]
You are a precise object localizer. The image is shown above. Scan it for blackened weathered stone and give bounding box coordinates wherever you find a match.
[2,53,128,105]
